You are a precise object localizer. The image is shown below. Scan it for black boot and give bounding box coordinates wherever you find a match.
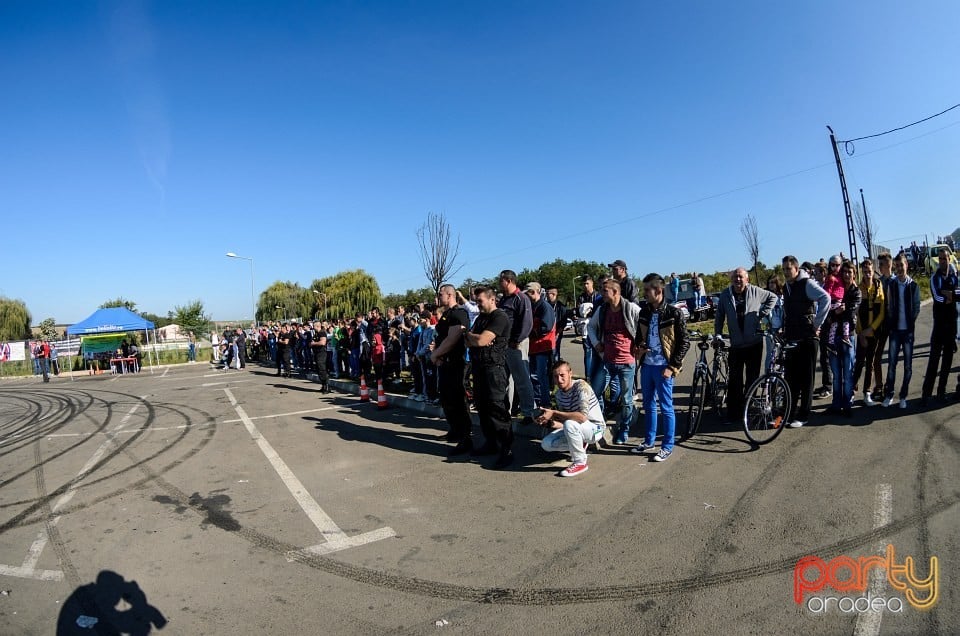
[493,428,514,469]
[448,439,473,456]
[470,441,499,456]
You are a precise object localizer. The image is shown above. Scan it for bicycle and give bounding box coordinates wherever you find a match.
[683,330,730,439]
[741,331,797,445]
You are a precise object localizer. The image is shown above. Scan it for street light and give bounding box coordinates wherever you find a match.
[312,290,327,320]
[572,275,582,306]
[226,252,257,329]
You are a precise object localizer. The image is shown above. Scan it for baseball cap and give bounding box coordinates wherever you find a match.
[607,259,627,269]
[524,282,542,294]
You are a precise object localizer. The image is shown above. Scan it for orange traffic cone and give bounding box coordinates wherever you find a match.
[377,379,388,410]
[359,375,370,402]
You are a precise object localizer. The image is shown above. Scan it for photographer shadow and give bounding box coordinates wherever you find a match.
[57,569,166,635]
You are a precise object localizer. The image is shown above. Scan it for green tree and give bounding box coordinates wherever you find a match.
[38,317,59,341]
[382,287,436,310]
[172,300,212,337]
[141,312,172,328]
[100,297,138,311]
[258,281,312,322]
[512,258,609,305]
[0,297,32,341]
[309,270,382,320]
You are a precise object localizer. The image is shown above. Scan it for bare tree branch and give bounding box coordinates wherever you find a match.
[740,213,761,285]
[852,200,879,260]
[416,211,464,298]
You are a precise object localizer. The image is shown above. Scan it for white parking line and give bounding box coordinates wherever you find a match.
[0,398,147,582]
[222,406,337,424]
[222,388,394,558]
[853,483,893,636]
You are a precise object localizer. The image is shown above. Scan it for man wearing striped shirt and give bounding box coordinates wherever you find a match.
[537,360,605,477]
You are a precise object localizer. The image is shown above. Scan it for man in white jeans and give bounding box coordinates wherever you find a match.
[538,360,605,477]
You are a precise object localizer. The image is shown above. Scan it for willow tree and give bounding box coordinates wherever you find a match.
[311,270,382,320]
[257,281,312,322]
[0,297,32,341]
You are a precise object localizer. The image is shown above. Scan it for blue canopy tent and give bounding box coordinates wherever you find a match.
[67,308,158,373]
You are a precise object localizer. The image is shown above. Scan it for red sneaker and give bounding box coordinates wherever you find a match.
[559,462,589,477]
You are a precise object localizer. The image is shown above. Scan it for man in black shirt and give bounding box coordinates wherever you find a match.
[497,269,537,424]
[464,286,514,468]
[275,324,293,377]
[608,259,639,304]
[430,284,473,452]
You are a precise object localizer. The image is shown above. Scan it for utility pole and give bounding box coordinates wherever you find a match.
[827,126,858,265]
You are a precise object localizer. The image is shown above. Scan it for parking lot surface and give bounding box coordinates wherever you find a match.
[0,324,957,635]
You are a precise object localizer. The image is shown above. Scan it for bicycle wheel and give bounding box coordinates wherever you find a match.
[684,369,707,439]
[743,374,791,445]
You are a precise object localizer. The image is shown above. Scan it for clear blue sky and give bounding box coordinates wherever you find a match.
[2,1,958,324]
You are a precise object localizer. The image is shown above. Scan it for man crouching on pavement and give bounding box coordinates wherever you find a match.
[537,360,605,477]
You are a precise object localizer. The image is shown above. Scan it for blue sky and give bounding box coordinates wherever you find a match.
[2,1,958,323]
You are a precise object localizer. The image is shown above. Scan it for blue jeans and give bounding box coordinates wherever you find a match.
[884,329,914,400]
[591,361,635,436]
[529,351,552,408]
[506,339,536,417]
[583,340,597,382]
[641,363,676,451]
[589,353,622,407]
[829,339,856,409]
[187,343,196,362]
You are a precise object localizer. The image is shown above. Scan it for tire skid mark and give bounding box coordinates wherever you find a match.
[0,389,212,510]
[0,393,81,456]
[659,430,816,633]
[140,447,960,605]
[0,394,114,490]
[913,416,957,635]
[0,393,216,534]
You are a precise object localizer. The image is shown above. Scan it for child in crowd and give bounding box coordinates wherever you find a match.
[823,256,851,350]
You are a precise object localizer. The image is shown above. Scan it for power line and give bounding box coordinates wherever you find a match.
[837,101,960,154]
[380,118,960,290]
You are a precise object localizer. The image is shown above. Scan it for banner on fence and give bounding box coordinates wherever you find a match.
[0,341,27,362]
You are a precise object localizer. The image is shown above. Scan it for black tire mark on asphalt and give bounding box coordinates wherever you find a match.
[659,428,818,634]
[8,382,959,608]
[31,426,82,589]
[0,392,216,535]
[913,413,959,635]
[0,391,114,490]
[140,440,960,606]
[0,391,90,457]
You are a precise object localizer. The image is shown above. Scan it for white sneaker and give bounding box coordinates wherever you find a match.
[863,392,876,406]
[899,399,907,409]
[787,420,806,428]
[881,397,892,407]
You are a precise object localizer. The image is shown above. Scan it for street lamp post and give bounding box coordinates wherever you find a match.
[572,276,582,306]
[226,252,257,329]
[312,290,327,320]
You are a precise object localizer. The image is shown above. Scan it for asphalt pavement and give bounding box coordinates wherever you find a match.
[0,311,957,635]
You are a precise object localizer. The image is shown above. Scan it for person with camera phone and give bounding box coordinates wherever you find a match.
[537,360,605,477]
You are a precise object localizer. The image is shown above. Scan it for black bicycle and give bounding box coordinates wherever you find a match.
[741,331,797,445]
[683,330,730,439]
